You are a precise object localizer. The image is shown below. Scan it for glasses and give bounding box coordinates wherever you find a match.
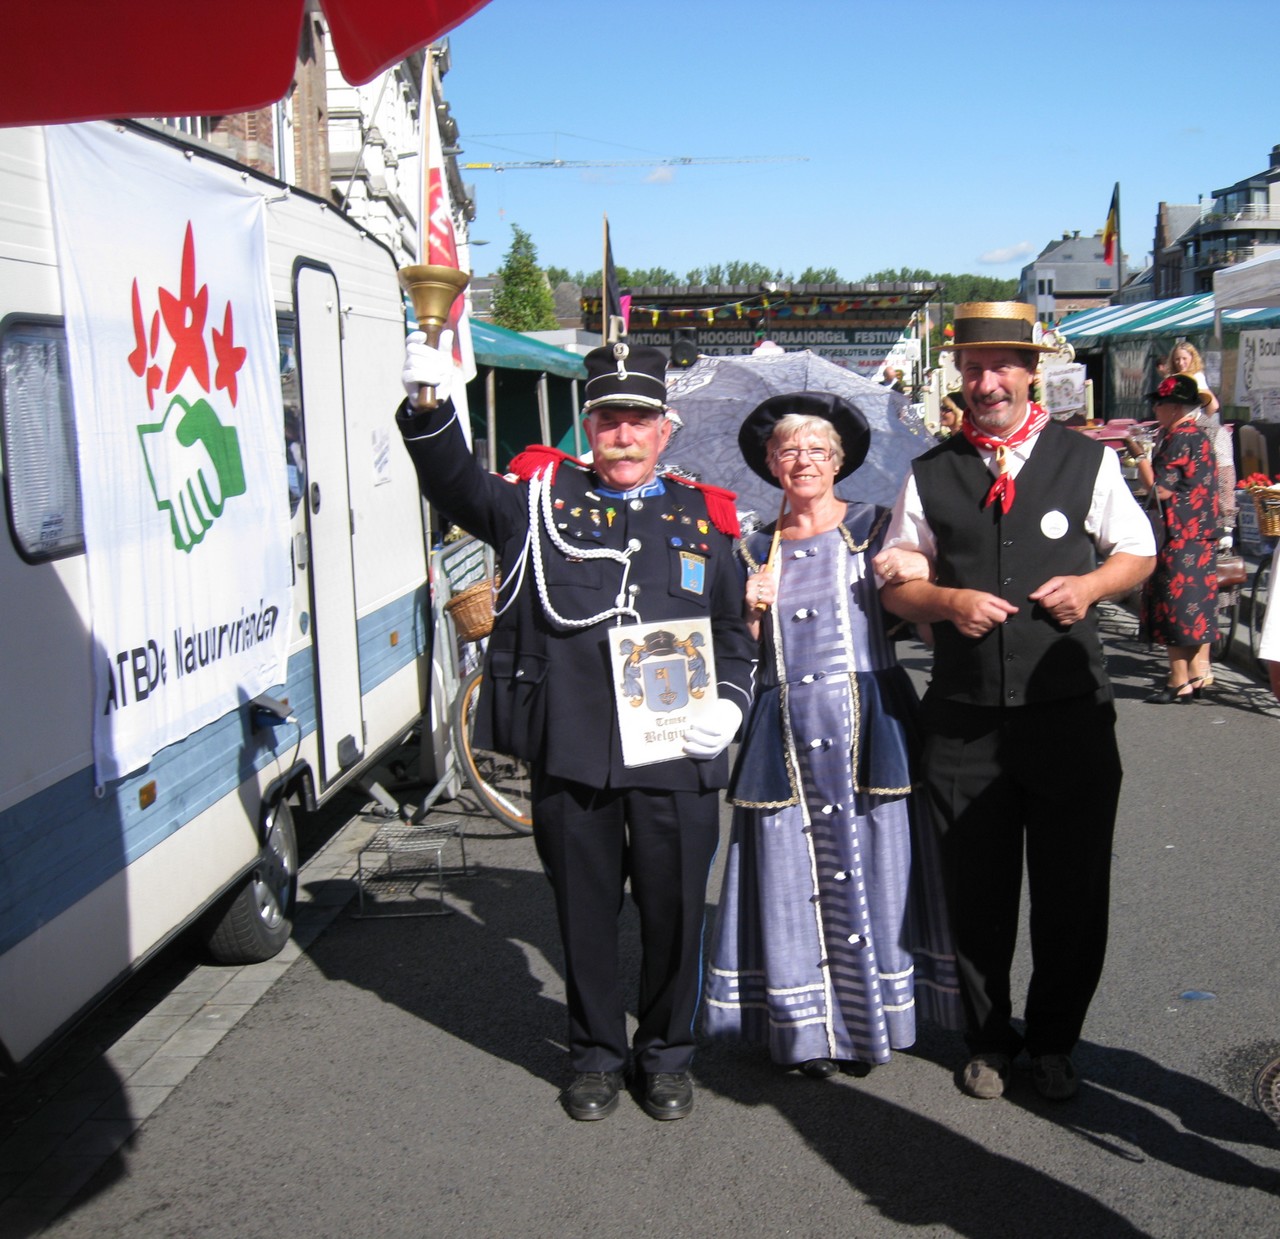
[774,446,832,463]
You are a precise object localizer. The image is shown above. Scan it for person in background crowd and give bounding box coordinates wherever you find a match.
[881,364,906,393]
[1134,374,1220,701]
[873,301,1155,1103]
[1259,536,1280,700]
[396,336,754,1123]
[1168,342,1236,543]
[937,393,965,439]
[704,393,960,1080]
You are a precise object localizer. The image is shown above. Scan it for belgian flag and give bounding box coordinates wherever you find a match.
[1102,183,1119,266]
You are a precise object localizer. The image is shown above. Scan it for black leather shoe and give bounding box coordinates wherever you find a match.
[564,1071,624,1121]
[642,1071,694,1120]
[799,1058,838,1078]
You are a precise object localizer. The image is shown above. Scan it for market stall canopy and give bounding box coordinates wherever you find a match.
[1058,292,1280,349]
[1214,249,1280,333]
[470,322,587,381]
[0,0,490,127]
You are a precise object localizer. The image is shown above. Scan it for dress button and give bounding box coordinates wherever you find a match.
[629,499,644,511]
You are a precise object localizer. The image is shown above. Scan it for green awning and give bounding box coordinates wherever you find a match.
[469,320,587,380]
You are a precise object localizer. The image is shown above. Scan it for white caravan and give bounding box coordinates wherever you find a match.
[0,122,438,1070]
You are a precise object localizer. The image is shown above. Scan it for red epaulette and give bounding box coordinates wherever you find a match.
[505,444,584,483]
[665,474,740,539]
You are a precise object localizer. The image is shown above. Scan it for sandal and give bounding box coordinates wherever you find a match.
[1145,681,1193,704]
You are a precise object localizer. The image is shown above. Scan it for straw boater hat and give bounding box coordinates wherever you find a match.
[581,342,669,412]
[1144,373,1212,408]
[737,391,871,486]
[946,301,1059,353]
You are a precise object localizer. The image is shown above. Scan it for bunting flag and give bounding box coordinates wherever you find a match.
[603,217,631,342]
[1102,183,1119,266]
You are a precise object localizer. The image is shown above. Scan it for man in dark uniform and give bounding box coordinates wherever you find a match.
[397,334,753,1121]
[873,302,1155,1102]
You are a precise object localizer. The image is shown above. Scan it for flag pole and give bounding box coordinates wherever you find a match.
[602,213,609,345]
[1114,182,1124,295]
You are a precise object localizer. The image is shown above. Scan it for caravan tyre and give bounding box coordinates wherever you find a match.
[206,800,299,964]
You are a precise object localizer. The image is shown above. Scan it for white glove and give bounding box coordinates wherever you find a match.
[682,698,743,761]
[401,329,454,404]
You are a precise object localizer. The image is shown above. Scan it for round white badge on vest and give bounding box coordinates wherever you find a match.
[1040,509,1069,540]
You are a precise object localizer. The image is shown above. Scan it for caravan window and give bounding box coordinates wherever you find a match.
[1,320,84,561]
[279,316,306,517]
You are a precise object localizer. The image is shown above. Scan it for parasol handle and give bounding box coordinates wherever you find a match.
[754,494,788,612]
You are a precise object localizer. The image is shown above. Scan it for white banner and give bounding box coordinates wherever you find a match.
[46,124,292,784]
[1237,329,1280,421]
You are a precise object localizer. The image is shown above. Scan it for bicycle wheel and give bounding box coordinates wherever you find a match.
[449,667,534,835]
[1210,583,1238,662]
[1249,558,1271,676]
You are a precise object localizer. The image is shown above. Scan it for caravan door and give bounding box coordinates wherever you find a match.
[295,263,364,786]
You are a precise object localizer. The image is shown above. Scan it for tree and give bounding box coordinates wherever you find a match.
[685,261,783,286]
[859,267,1017,302]
[796,266,841,283]
[571,265,681,289]
[491,225,559,332]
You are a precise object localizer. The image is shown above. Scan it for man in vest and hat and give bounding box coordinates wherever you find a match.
[397,333,753,1122]
[872,302,1155,1102]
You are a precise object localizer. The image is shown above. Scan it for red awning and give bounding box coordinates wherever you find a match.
[1,1,490,128]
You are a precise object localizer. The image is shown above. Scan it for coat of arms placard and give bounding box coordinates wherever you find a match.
[608,618,717,767]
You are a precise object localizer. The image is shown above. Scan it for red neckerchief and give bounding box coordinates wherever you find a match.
[960,401,1051,514]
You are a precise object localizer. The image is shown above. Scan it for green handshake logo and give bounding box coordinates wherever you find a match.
[139,396,247,553]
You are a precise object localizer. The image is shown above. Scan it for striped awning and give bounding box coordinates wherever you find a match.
[1058,293,1280,348]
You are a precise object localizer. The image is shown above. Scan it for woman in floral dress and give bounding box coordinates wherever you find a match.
[1138,374,1220,702]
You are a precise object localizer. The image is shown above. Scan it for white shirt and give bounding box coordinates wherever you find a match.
[880,429,1156,581]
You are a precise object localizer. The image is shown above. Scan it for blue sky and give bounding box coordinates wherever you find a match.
[442,0,1278,284]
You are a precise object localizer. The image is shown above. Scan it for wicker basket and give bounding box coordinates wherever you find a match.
[444,577,497,642]
[1252,488,1280,539]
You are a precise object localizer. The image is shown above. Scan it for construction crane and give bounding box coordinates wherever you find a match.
[463,155,806,172]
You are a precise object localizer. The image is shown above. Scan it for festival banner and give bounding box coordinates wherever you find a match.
[46,124,292,784]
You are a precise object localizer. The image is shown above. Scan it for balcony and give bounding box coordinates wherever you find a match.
[1200,204,1280,225]
[1187,246,1261,271]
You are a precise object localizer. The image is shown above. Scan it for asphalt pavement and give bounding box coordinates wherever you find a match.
[3,603,1279,1239]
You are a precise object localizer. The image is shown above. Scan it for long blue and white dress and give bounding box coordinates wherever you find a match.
[703,505,961,1066]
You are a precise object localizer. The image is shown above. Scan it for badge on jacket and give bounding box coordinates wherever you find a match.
[679,551,707,594]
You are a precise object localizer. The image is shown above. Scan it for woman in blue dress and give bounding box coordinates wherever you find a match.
[703,392,960,1077]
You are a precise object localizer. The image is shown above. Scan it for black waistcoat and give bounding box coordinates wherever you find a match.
[913,423,1110,707]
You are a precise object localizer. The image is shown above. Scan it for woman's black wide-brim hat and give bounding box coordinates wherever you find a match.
[738,390,871,487]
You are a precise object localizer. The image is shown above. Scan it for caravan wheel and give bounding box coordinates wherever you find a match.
[206,800,299,964]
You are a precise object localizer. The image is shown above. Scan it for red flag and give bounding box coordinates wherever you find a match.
[425,80,475,383]
[1102,183,1119,266]
[603,219,630,341]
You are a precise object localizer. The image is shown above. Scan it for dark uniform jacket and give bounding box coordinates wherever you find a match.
[397,399,755,792]
[912,423,1110,707]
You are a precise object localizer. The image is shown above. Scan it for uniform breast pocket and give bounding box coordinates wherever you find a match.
[543,549,604,595]
[668,546,712,607]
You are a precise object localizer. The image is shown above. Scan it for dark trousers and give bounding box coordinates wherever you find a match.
[530,771,721,1075]
[921,697,1122,1058]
